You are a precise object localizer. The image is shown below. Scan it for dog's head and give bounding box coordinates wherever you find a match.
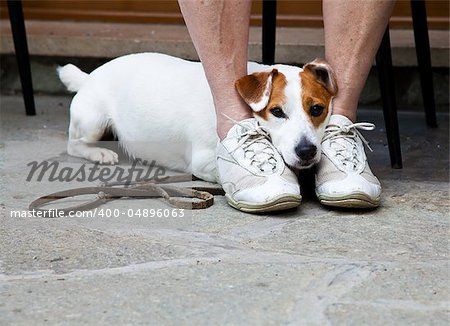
[235,59,337,169]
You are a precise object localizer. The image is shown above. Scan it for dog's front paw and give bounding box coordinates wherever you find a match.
[88,148,119,164]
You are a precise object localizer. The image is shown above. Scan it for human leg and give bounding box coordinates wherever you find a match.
[178,0,252,139]
[323,0,395,122]
[316,0,395,208]
[179,0,301,212]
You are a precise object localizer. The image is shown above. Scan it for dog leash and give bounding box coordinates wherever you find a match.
[29,175,225,217]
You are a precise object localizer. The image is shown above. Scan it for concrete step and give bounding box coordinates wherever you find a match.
[0,20,449,67]
[0,20,449,109]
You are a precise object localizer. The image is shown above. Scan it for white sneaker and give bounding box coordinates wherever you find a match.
[216,118,301,213]
[315,114,381,208]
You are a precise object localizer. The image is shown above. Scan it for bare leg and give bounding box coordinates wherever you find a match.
[178,0,252,139]
[316,1,395,209]
[323,0,395,122]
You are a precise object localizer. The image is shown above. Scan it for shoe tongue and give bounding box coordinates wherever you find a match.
[223,118,278,174]
[329,114,352,126]
[227,118,258,138]
[327,115,361,171]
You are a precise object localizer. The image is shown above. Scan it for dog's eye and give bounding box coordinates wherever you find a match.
[270,107,286,118]
[310,104,325,117]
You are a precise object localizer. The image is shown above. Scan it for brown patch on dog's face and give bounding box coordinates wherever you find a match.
[254,72,287,120]
[300,63,336,128]
[235,69,287,118]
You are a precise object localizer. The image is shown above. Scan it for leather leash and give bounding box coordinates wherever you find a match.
[29,175,225,217]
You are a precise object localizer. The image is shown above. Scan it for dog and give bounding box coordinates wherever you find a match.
[58,53,337,182]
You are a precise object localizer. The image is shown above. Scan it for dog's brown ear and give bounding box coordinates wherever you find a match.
[235,69,278,112]
[303,59,338,96]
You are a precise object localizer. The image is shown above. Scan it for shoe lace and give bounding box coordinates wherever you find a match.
[322,121,375,171]
[222,114,278,173]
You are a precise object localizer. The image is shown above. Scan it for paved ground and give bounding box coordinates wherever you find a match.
[1,95,449,325]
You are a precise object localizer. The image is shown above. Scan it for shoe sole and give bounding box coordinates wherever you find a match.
[225,194,302,213]
[317,192,380,209]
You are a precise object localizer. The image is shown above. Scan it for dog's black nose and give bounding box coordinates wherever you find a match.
[295,141,317,161]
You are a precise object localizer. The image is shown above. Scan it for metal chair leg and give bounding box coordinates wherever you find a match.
[411,0,437,127]
[262,0,277,65]
[7,0,36,116]
[375,28,403,169]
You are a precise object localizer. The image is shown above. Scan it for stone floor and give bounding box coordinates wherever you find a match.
[0,95,449,325]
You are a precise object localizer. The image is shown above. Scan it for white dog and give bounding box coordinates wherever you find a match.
[58,53,337,182]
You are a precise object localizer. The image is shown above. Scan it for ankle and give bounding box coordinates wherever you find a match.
[331,107,356,122]
[216,109,253,140]
[217,121,236,140]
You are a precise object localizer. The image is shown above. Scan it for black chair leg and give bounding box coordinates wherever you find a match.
[375,28,403,169]
[7,0,36,116]
[411,0,437,127]
[262,0,277,65]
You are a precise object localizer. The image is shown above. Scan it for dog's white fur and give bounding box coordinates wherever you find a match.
[59,53,335,182]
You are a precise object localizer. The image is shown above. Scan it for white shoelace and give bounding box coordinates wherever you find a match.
[222,114,278,173]
[322,122,375,171]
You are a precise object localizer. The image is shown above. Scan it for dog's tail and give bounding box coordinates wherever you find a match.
[57,64,88,93]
